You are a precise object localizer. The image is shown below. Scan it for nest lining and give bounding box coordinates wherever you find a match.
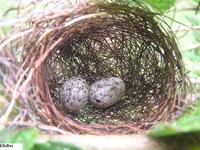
[49,17,167,124]
[0,0,188,134]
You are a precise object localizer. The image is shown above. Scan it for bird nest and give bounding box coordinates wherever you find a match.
[0,0,189,134]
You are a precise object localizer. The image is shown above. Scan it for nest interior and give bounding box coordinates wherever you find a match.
[49,11,175,125]
[2,1,188,134]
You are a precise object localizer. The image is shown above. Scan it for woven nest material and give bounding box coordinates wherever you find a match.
[0,0,189,134]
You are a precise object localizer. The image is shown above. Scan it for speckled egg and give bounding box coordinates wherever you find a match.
[60,77,89,112]
[90,77,125,108]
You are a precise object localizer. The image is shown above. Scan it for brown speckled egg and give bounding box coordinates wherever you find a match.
[60,77,89,112]
[90,77,125,108]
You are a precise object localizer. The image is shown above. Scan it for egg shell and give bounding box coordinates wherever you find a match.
[90,77,125,108]
[60,77,89,112]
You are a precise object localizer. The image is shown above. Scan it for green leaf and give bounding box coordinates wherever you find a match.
[183,51,200,62]
[145,0,176,12]
[2,128,38,150]
[33,141,82,150]
[192,0,200,3]
[186,15,200,26]
[32,143,51,150]
[149,101,200,137]
[193,32,200,43]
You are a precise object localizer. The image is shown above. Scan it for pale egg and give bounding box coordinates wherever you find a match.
[90,77,125,108]
[60,77,89,112]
